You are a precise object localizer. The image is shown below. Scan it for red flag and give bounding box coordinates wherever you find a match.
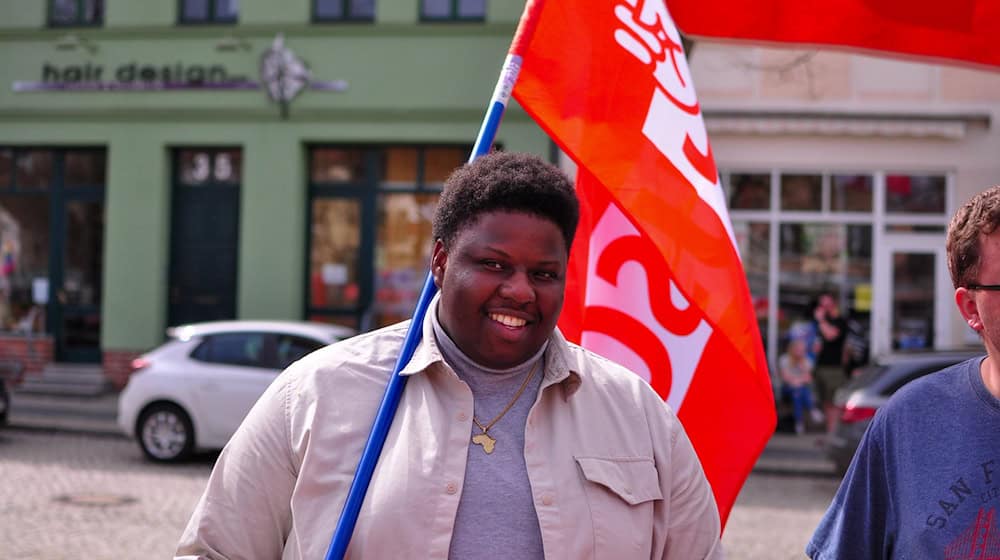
[671,0,1000,70]
[512,0,774,526]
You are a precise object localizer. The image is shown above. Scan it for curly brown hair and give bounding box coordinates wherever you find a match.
[947,185,1000,289]
[432,151,579,252]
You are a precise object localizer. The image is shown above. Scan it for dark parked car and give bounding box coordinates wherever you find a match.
[826,350,984,475]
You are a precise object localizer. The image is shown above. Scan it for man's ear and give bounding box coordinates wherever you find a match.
[956,287,983,333]
[431,239,447,289]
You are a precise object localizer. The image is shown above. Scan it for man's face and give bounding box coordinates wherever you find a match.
[432,211,568,369]
[819,294,839,316]
[956,231,1000,356]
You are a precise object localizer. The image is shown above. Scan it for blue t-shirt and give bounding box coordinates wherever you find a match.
[807,356,1000,559]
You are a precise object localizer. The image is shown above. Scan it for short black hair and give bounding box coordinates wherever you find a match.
[432,151,579,252]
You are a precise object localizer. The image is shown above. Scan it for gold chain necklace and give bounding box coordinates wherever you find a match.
[470,360,539,455]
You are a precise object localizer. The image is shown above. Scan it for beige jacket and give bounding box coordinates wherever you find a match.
[176,312,722,559]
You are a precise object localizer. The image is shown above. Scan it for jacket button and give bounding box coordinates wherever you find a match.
[457,411,468,421]
[541,494,554,506]
[446,482,458,495]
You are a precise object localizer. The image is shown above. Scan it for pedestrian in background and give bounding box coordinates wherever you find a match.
[807,186,998,559]
[176,151,722,559]
[811,293,847,433]
[779,336,823,435]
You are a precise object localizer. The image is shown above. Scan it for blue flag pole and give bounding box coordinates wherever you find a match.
[324,3,544,558]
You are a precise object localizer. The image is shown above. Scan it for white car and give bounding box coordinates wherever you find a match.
[117,320,354,462]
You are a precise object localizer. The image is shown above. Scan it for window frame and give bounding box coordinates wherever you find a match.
[304,144,475,330]
[312,0,375,23]
[48,0,104,27]
[177,0,239,25]
[419,0,486,22]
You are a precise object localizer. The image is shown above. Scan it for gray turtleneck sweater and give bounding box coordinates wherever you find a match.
[432,307,546,560]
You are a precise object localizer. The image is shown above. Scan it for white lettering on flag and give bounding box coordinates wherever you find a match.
[613,0,737,251]
[580,203,712,410]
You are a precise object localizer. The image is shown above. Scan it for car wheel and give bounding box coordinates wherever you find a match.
[137,403,194,463]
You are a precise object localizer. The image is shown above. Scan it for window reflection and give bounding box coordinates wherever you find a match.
[423,147,466,187]
[375,193,438,327]
[0,197,50,332]
[831,174,872,212]
[886,174,946,214]
[15,151,53,190]
[65,150,107,188]
[0,150,11,188]
[778,223,871,354]
[780,174,821,211]
[311,148,364,183]
[892,252,935,350]
[728,173,771,210]
[733,221,770,352]
[310,199,361,308]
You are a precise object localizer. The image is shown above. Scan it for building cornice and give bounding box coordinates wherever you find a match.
[702,110,991,139]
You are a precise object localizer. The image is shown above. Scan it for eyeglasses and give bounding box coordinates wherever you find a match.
[966,284,1000,291]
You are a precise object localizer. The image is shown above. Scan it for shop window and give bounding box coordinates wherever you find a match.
[0,150,11,187]
[65,150,106,188]
[375,193,438,326]
[423,147,465,187]
[831,174,873,212]
[311,148,365,183]
[727,173,771,210]
[780,173,821,211]
[179,0,238,24]
[777,223,871,353]
[310,199,362,309]
[49,0,103,26]
[314,0,375,21]
[15,151,54,191]
[0,196,50,333]
[307,145,473,330]
[885,174,946,214]
[421,0,486,21]
[732,220,770,353]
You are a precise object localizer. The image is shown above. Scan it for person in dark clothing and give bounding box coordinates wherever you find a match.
[812,293,846,433]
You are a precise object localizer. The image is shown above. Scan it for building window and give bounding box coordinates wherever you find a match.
[179,0,238,24]
[726,168,948,365]
[49,0,103,26]
[780,173,822,211]
[307,145,470,330]
[421,0,486,21]
[314,0,375,21]
[727,173,771,211]
[885,174,946,214]
[0,148,106,359]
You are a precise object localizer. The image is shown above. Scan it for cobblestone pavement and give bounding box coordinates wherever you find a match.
[0,427,841,559]
[0,429,213,560]
[723,470,840,559]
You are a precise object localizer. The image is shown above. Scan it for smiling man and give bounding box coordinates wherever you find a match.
[177,151,721,559]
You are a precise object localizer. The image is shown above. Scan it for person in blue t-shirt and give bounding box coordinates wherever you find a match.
[807,185,1000,559]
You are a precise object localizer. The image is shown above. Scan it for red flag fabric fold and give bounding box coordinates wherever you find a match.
[671,0,1000,70]
[513,0,775,526]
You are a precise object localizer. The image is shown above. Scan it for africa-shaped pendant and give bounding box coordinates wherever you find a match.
[472,432,496,454]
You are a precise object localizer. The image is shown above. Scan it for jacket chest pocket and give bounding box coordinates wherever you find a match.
[575,456,662,557]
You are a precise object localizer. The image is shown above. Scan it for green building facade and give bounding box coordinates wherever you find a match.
[0,0,548,384]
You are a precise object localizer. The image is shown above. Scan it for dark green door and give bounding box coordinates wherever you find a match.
[51,149,106,363]
[168,149,241,327]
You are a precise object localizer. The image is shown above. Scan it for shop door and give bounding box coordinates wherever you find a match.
[51,150,106,362]
[167,149,241,327]
[872,234,951,357]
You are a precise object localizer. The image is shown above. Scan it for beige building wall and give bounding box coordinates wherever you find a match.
[689,42,1000,354]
